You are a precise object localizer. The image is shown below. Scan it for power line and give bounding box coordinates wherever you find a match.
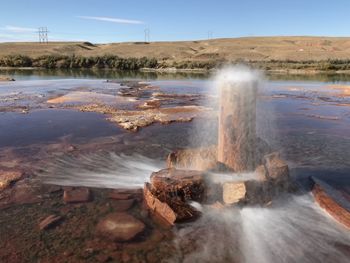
[38,27,49,43]
[144,28,150,42]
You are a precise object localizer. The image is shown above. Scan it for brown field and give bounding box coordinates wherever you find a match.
[1,36,350,63]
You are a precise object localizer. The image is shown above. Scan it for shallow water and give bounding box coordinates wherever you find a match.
[0,70,349,262]
[0,109,122,147]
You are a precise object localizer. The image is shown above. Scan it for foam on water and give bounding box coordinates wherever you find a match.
[172,194,350,263]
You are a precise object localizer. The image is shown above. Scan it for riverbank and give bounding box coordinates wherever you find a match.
[2,37,350,73]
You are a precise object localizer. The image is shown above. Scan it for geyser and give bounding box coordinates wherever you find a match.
[144,66,293,224]
[216,67,261,171]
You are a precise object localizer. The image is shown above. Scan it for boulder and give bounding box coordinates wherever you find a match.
[39,215,62,230]
[254,165,268,182]
[143,183,176,225]
[222,181,247,204]
[63,187,91,203]
[150,168,206,202]
[166,146,217,171]
[96,212,145,241]
[264,152,289,182]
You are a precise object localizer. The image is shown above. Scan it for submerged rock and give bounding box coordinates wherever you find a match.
[63,187,91,203]
[111,199,135,212]
[0,180,41,209]
[39,214,62,230]
[96,212,145,242]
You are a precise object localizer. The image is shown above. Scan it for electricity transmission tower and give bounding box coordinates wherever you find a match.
[144,28,150,42]
[38,27,49,43]
[207,31,213,40]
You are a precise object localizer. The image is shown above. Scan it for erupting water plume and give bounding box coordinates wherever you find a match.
[216,66,262,171]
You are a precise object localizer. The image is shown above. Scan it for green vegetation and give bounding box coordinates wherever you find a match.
[0,55,158,70]
[250,59,350,71]
[1,54,350,72]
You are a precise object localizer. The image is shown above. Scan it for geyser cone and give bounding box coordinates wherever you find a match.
[217,67,260,172]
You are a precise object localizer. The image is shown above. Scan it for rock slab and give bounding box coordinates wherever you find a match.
[312,178,350,229]
[143,183,176,225]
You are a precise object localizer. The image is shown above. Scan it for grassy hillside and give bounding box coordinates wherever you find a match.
[1,37,350,71]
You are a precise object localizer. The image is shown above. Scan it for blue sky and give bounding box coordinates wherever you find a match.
[0,0,349,43]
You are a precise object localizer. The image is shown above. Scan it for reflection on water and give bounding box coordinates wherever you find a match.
[0,109,122,147]
[0,68,209,81]
[3,68,350,83]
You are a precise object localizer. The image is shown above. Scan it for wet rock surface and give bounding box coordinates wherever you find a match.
[312,177,350,229]
[144,168,205,222]
[143,183,177,225]
[167,146,217,171]
[79,104,209,131]
[222,181,247,204]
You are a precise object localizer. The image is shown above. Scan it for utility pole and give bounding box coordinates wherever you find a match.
[144,28,150,42]
[38,27,49,43]
[207,31,213,40]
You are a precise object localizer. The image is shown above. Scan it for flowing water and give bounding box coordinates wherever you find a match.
[0,68,349,262]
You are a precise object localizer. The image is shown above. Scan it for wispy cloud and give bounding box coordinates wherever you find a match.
[77,16,144,25]
[2,25,37,33]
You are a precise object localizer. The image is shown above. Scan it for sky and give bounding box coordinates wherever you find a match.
[0,0,349,43]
